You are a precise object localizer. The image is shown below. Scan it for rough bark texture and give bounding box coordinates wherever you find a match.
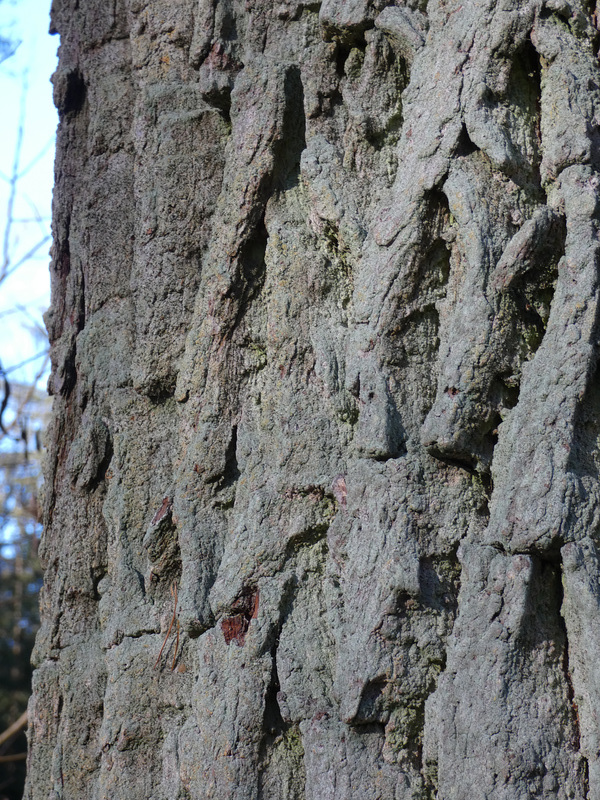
[27,0,600,797]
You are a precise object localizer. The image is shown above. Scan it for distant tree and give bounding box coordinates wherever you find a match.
[0,383,47,800]
[0,5,51,798]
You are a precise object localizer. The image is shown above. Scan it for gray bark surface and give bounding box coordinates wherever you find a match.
[27,0,600,797]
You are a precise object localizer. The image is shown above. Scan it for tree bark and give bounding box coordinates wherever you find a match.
[26,0,600,797]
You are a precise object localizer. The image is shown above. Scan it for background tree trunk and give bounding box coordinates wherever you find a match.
[26,0,600,797]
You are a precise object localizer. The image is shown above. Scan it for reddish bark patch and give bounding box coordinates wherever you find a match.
[205,41,242,72]
[221,587,259,646]
[331,474,347,509]
[221,614,249,646]
[232,586,260,619]
[151,497,172,526]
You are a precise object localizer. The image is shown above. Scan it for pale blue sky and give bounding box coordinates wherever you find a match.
[0,0,57,388]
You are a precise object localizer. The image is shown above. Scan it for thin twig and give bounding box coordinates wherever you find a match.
[3,350,48,375]
[17,137,54,180]
[13,302,47,334]
[0,710,27,748]
[20,192,49,237]
[0,353,49,443]
[1,71,28,281]
[0,752,27,763]
[1,234,51,283]
[0,308,21,319]
[0,292,49,318]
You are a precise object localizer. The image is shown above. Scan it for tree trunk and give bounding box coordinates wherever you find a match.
[26,0,600,797]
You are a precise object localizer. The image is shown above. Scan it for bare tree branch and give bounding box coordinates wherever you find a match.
[1,71,28,282]
[17,136,54,180]
[4,351,49,375]
[0,753,27,763]
[1,233,51,282]
[0,710,27,749]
